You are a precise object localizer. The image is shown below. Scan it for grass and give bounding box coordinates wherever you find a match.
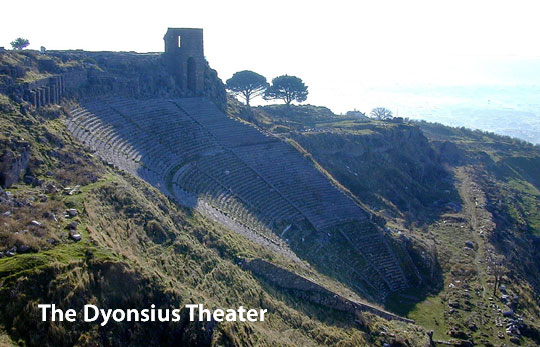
[243,102,540,344]
[2,170,380,344]
[0,326,16,347]
[1,53,539,344]
[291,126,459,224]
[75,170,390,345]
[408,295,448,339]
[0,241,115,281]
[504,178,540,233]
[16,70,52,83]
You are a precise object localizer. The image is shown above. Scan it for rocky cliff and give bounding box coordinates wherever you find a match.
[243,258,414,324]
[0,139,29,188]
[293,123,458,224]
[0,50,227,110]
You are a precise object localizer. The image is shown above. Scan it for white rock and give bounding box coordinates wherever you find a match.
[69,230,82,241]
[67,208,77,217]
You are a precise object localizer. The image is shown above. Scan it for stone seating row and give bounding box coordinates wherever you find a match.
[67,97,409,292]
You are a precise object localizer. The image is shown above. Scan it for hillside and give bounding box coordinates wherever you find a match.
[0,80,429,345]
[235,102,540,345]
[1,47,540,347]
[0,50,434,346]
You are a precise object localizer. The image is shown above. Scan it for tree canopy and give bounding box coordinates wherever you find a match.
[226,70,269,107]
[370,107,393,120]
[264,75,308,106]
[10,38,30,50]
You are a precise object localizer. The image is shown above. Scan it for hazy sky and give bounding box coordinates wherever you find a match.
[2,0,540,113]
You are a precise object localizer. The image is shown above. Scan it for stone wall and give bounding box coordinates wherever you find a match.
[62,69,88,93]
[0,140,30,188]
[1,30,226,109]
[163,28,205,93]
[46,50,226,109]
[24,75,63,108]
[242,258,414,324]
[22,69,88,108]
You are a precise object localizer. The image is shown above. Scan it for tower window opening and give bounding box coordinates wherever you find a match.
[178,36,182,47]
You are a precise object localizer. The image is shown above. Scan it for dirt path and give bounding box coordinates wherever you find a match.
[455,166,489,298]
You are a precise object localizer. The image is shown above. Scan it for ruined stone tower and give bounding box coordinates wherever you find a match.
[164,28,205,93]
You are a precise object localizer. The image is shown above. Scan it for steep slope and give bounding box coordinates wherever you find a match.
[246,104,458,225]
[3,48,539,346]
[0,94,431,346]
[65,96,414,299]
[240,103,540,345]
